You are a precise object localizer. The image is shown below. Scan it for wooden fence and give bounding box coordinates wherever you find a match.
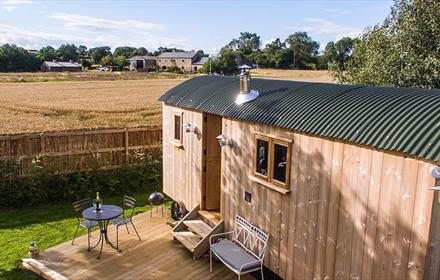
[0,126,162,173]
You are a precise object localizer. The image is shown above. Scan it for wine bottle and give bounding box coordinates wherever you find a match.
[96,192,101,211]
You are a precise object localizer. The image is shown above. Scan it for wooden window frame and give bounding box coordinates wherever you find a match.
[253,134,291,190]
[270,139,291,188]
[172,110,183,147]
[253,134,270,180]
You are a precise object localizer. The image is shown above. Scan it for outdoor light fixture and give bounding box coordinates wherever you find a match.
[183,123,198,134]
[430,166,440,190]
[432,166,440,180]
[429,166,440,203]
[216,134,233,147]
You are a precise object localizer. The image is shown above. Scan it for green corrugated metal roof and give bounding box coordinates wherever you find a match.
[159,75,440,161]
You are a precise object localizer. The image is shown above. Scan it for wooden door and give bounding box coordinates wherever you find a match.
[204,113,222,210]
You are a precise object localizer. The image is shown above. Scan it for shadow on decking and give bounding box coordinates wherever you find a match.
[22,210,247,280]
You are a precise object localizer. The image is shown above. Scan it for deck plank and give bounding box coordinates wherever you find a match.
[27,210,248,280]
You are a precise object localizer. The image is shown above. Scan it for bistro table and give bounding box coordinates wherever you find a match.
[82,205,123,259]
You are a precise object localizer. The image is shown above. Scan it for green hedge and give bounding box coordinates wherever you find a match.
[0,149,162,208]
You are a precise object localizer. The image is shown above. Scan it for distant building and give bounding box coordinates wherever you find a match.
[40,60,81,72]
[157,51,200,73]
[27,49,39,55]
[191,56,209,72]
[129,56,157,72]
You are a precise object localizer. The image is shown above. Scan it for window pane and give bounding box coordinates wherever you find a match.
[273,143,287,183]
[174,115,181,141]
[256,139,268,176]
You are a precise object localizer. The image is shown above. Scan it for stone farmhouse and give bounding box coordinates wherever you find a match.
[157,51,207,73]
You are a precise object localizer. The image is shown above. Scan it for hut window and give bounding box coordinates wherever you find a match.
[255,136,269,177]
[272,141,289,184]
[173,111,183,144]
[254,134,291,189]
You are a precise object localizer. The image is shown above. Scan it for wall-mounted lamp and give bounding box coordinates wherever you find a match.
[432,166,440,180]
[216,134,233,147]
[429,166,440,203]
[183,123,198,134]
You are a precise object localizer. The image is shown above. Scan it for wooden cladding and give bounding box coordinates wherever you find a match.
[254,134,291,189]
[162,104,438,280]
[163,104,203,210]
[222,117,436,280]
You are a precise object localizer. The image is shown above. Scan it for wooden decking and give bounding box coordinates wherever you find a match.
[24,210,248,280]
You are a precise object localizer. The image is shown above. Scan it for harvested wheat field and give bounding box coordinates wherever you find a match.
[0,70,333,134]
[0,71,193,83]
[0,79,183,134]
[253,69,333,82]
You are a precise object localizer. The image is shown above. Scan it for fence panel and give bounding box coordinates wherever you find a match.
[0,126,162,173]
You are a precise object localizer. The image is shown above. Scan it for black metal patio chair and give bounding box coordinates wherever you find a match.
[71,198,98,250]
[110,195,142,250]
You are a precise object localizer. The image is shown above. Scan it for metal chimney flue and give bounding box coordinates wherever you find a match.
[239,68,250,94]
[235,64,259,105]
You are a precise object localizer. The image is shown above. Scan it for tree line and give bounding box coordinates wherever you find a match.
[0,44,190,72]
[0,32,354,73]
[201,32,357,75]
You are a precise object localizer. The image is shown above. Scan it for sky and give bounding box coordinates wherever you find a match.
[0,0,394,54]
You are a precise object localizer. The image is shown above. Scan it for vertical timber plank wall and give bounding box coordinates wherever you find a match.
[221,117,435,280]
[162,104,203,210]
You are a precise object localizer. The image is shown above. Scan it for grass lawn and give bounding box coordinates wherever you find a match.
[0,194,163,279]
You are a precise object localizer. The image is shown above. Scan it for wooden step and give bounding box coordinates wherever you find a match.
[22,258,68,280]
[183,220,213,238]
[172,231,202,253]
[198,210,221,227]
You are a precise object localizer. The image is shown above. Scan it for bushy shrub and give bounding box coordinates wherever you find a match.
[0,148,162,208]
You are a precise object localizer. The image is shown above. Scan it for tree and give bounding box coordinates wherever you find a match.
[112,55,129,68]
[226,32,261,57]
[153,47,185,56]
[80,58,92,69]
[88,46,112,64]
[201,48,238,75]
[114,46,137,58]
[195,50,205,58]
[37,46,57,61]
[56,44,79,61]
[285,32,320,69]
[331,0,440,88]
[78,45,88,56]
[0,44,40,72]
[323,37,358,70]
[131,47,148,56]
[259,38,293,68]
[100,55,114,66]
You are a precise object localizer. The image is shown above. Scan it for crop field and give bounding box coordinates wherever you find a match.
[0,79,183,134]
[253,69,333,82]
[0,71,193,83]
[0,70,332,134]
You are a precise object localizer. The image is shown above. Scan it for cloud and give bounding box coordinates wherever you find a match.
[0,23,189,50]
[50,13,166,33]
[302,18,362,40]
[0,24,83,47]
[1,0,32,12]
